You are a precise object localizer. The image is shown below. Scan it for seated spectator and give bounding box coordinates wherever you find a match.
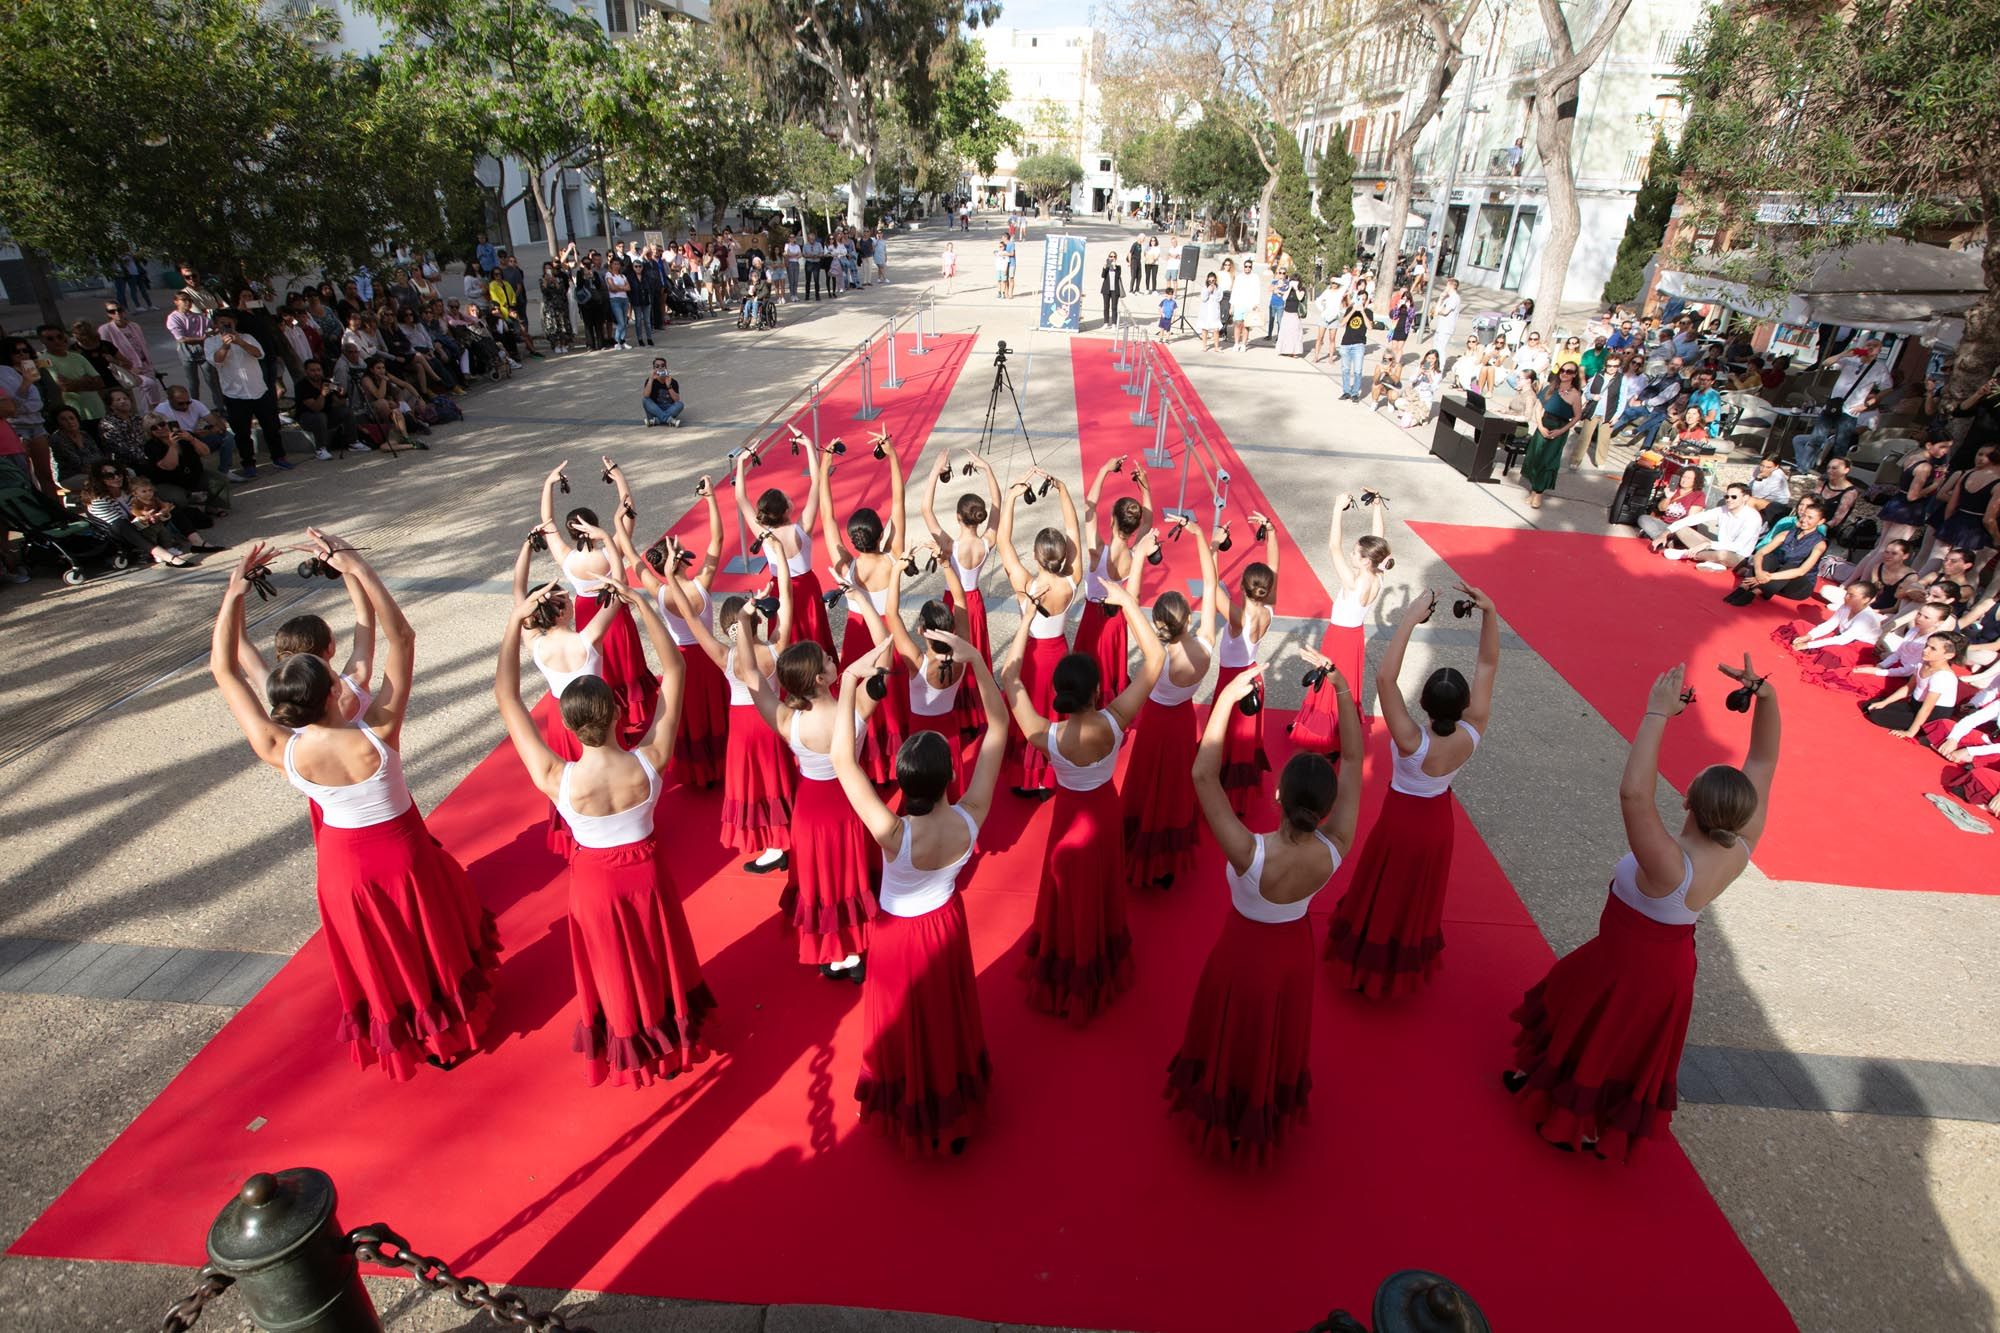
[1606,318,1640,351]
[1791,386,1882,474]
[1,340,58,496]
[1809,455,1863,535]
[1384,349,1443,426]
[641,357,684,428]
[127,475,219,547]
[1513,329,1551,380]
[1673,369,1724,452]
[1726,358,1766,392]
[1579,336,1610,378]
[355,358,429,446]
[294,359,363,459]
[80,463,203,566]
[1724,497,1828,606]
[1774,579,1883,671]
[1824,535,1919,603]
[1653,480,1763,569]
[1761,355,1792,391]
[1864,632,1967,738]
[1609,357,1687,447]
[1816,600,1955,696]
[1746,455,1792,524]
[141,413,231,514]
[1448,336,1483,392]
[1638,466,1708,541]
[49,407,112,485]
[158,384,235,475]
[97,388,153,469]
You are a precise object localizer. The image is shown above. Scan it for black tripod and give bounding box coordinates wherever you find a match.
[978,346,1033,463]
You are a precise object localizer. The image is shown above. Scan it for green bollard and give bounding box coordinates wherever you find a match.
[205,1169,382,1332]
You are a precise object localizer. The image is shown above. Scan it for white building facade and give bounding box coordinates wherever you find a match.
[972,27,1126,216]
[1294,0,1697,301]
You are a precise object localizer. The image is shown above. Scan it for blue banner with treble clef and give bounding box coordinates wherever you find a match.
[1037,233,1087,334]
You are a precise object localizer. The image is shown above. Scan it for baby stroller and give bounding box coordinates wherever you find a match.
[664,280,704,321]
[0,469,126,586]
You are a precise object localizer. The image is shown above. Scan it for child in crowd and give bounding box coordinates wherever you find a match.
[1864,632,1967,739]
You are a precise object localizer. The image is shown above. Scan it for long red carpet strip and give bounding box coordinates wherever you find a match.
[1070,338,1331,617]
[12,702,1789,1332]
[659,331,975,593]
[1414,522,1995,895]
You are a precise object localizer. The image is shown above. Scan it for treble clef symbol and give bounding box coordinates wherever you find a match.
[1055,249,1084,325]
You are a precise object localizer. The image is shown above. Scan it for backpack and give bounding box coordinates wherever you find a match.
[429,394,463,424]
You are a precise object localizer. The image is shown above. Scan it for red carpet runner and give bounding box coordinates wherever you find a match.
[659,332,974,593]
[12,704,1790,1332]
[1071,337,1331,617]
[1415,522,1995,895]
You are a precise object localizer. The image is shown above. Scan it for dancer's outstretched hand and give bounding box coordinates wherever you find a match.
[1214,662,1264,708]
[1646,663,1690,716]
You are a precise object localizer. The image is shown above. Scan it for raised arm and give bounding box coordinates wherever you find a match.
[732,450,759,535]
[1082,456,1122,560]
[1375,592,1433,753]
[1326,497,1355,587]
[340,568,377,689]
[833,643,902,848]
[798,432,824,531]
[1191,520,1220,643]
[1459,584,1501,731]
[957,640,1009,823]
[881,561,924,670]
[970,453,1002,535]
[1050,473,1084,573]
[921,458,950,546]
[210,544,291,769]
[1621,665,1697,892]
[994,480,1034,591]
[618,573,684,773]
[692,478,723,589]
[882,437,907,556]
[816,442,849,566]
[1322,667,1364,854]
[512,532,539,603]
[601,456,635,528]
[1104,576,1165,727]
[541,464,576,562]
[1194,665,1260,873]
[1254,508,1279,579]
[315,531,413,744]
[496,595,565,799]
[999,593,1049,748]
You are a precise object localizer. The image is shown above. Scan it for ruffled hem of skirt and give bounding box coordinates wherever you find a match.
[855,1056,993,1155]
[1322,921,1443,999]
[572,982,719,1088]
[333,918,501,1080]
[1021,928,1134,1025]
[1507,991,1675,1162]
[1162,1055,1311,1165]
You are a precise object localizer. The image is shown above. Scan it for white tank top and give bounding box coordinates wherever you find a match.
[532,635,603,699]
[341,671,374,718]
[1230,833,1340,924]
[1149,635,1212,706]
[878,807,979,918]
[658,582,711,647]
[951,542,988,595]
[1044,710,1122,792]
[1329,584,1367,628]
[1029,577,1078,639]
[555,751,661,847]
[1082,544,1114,601]
[1217,616,1262,668]
[866,583,892,614]
[1390,724,1482,797]
[785,526,813,577]
[787,707,863,781]
[724,643,754,706]
[283,722,412,828]
[1609,850,1701,925]
[561,549,605,595]
[907,655,964,717]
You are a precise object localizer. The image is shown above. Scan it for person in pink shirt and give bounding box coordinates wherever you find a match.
[98,299,163,407]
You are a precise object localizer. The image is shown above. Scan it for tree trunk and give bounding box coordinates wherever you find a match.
[847,149,876,228]
[1380,148,1417,295]
[21,248,63,329]
[1255,172,1279,259]
[526,159,562,262]
[1946,187,2000,401]
[1528,79,1585,340]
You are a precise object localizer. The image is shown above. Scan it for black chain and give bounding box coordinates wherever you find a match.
[348,1224,589,1331]
[158,1269,233,1332]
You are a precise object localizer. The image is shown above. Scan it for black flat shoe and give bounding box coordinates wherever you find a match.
[1500,1070,1528,1094]
[1723,587,1754,606]
[742,852,789,874]
[818,963,847,981]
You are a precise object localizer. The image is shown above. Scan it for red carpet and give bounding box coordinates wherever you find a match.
[1071,338,1331,618]
[1414,522,1995,895]
[13,704,1788,1331]
[659,331,975,593]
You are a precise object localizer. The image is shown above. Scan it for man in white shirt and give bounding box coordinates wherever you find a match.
[1230,259,1264,351]
[1429,277,1462,351]
[204,311,291,475]
[1652,482,1764,569]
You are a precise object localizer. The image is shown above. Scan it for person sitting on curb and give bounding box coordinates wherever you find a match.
[642,357,684,428]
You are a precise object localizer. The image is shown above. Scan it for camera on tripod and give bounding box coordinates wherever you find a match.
[993,340,1011,367]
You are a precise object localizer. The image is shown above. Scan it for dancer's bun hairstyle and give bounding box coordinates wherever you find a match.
[559,676,616,747]
[847,507,884,554]
[1419,667,1469,736]
[565,506,601,548]
[896,732,953,814]
[1111,496,1144,537]
[957,494,988,528]
[1152,591,1191,642]
[1688,765,1758,848]
[776,642,829,709]
[755,488,790,529]
[1356,534,1394,572]
[1277,752,1336,833]
[1033,527,1071,575]
[274,614,334,661]
[1242,562,1275,604]
[526,590,570,633]
[918,599,955,634]
[267,653,335,728]
[1050,653,1100,716]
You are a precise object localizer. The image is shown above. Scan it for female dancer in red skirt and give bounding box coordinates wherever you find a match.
[1325,586,1499,998]
[495,571,717,1087]
[1121,517,1216,890]
[620,475,727,789]
[1002,578,1164,1022]
[1165,662,1363,1162]
[1074,454,1153,698]
[747,610,889,978]
[210,536,499,1081]
[691,540,797,874]
[995,466,1085,797]
[1211,514,1280,818]
[511,528,620,858]
[1291,491,1392,763]
[540,459,658,744]
[819,430,910,782]
[882,554,984,799]
[921,450,1001,662]
[831,633,1008,1154]
[735,436,836,656]
[1506,658,1779,1161]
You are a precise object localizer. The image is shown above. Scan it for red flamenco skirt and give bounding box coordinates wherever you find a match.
[856,896,991,1154]
[944,586,991,663]
[1163,911,1314,1164]
[567,839,718,1087]
[1016,635,1068,792]
[1074,600,1131,700]
[1508,891,1696,1162]
[537,704,584,860]
[842,617,910,784]
[1212,664,1271,818]
[719,702,796,853]
[789,567,838,658]
[1024,778,1133,1023]
[1921,718,1990,752]
[1288,623,1364,758]
[948,671,989,770]
[313,805,501,1081]
[669,643,727,789]
[1324,786,1455,998]
[781,776,879,963]
[1799,654,1892,698]
[575,592,660,746]
[1769,618,1871,675]
[1121,695,1200,889]
[1943,752,2000,809]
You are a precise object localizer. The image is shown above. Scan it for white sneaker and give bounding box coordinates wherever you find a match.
[350,441,373,452]
[1696,560,1727,571]
[315,448,333,461]
[1663,548,1690,560]
[507,357,523,369]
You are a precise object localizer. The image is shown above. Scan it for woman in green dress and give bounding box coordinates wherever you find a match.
[1522,361,1584,510]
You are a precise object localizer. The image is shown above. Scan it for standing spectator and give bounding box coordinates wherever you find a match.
[1143,236,1161,293]
[1275,273,1306,357]
[1521,362,1585,510]
[783,232,803,303]
[641,356,685,428]
[540,262,574,353]
[1100,251,1124,327]
[873,229,889,284]
[98,300,164,408]
[1128,236,1143,294]
[166,292,222,403]
[1426,277,1462,351]
[1196,273,1225,351]
[175,263,221,313]
[1230,259,1263,351]
[1266,271,1285,341]
[1381,289,1413,375]
[630,255,660,347]
[1002,234,1017,299]
[604,256,633,350]
[224,290,290,399]
[1334,292,1372,400]
[205,310,290,475]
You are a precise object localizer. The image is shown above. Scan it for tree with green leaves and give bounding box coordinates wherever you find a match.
[0,0,481,318]
[1315,136,1358,274]
[716,0,996,227]
[1678,1,2000,397]
[1017,154,1085,213]
[937,40,1018,179]
[1170,114,1264,249]
[1268,134,1331,279]
[777,126,862,236]
[360,0,610,253]
[1601,131,1677,307]
[583,17,777,234]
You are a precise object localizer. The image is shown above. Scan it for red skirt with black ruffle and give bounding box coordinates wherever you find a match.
[1323,785,1457,998]
[1074,599,1131,700]
[857,895,991,1154]
[1024,775,1132,1023]
[1212,663,1271,819]
[718,702,795,853]
[1120,694,1200,889]
[780,775,878,963]
[574,592,659,746]
[669,642,728,789]
[1015,634,1068,793]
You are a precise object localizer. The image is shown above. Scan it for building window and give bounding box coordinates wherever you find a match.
[1030,36,1038,46]
[1099,158,1111,172]
[605,0,629,32]
[1469,204,1510,269]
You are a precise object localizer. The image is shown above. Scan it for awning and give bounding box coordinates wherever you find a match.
[1655,240,1984,332]
[1350,195,1427,231]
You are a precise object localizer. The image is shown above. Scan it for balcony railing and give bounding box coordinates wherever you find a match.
[1355,150,1392,174]
[1621,149,1653,183]
[1654,27,1693,64]
[1509,40,1549,75]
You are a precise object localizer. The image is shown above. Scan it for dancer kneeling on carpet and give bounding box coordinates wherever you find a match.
[210,537,500,1081]
[1076,454,1154,699]
[820,430,910,782]
[1937,687,2000,815]
[748,618,889,979]
[511,527,621,858]
[619,478,727,789]
[1291,490,1391,764]
[541,461,659,744]
[1722,499,1827,607]
[1864,632,1967,739]
[495,573,717,1087]
[922,451,1001,661]
[736,441,835,656]
[832,632,1007,1154]
[1121,518,1218,891]
[1325,586,1498,998]
[995,467,1085,797]
[1003,577,1164,1023]
[1165,661,1362,1163]
[1506,660,1778,1161]
[1212,513,1282,817]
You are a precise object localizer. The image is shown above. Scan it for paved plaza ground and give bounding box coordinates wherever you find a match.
[1,218,1996,1332]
